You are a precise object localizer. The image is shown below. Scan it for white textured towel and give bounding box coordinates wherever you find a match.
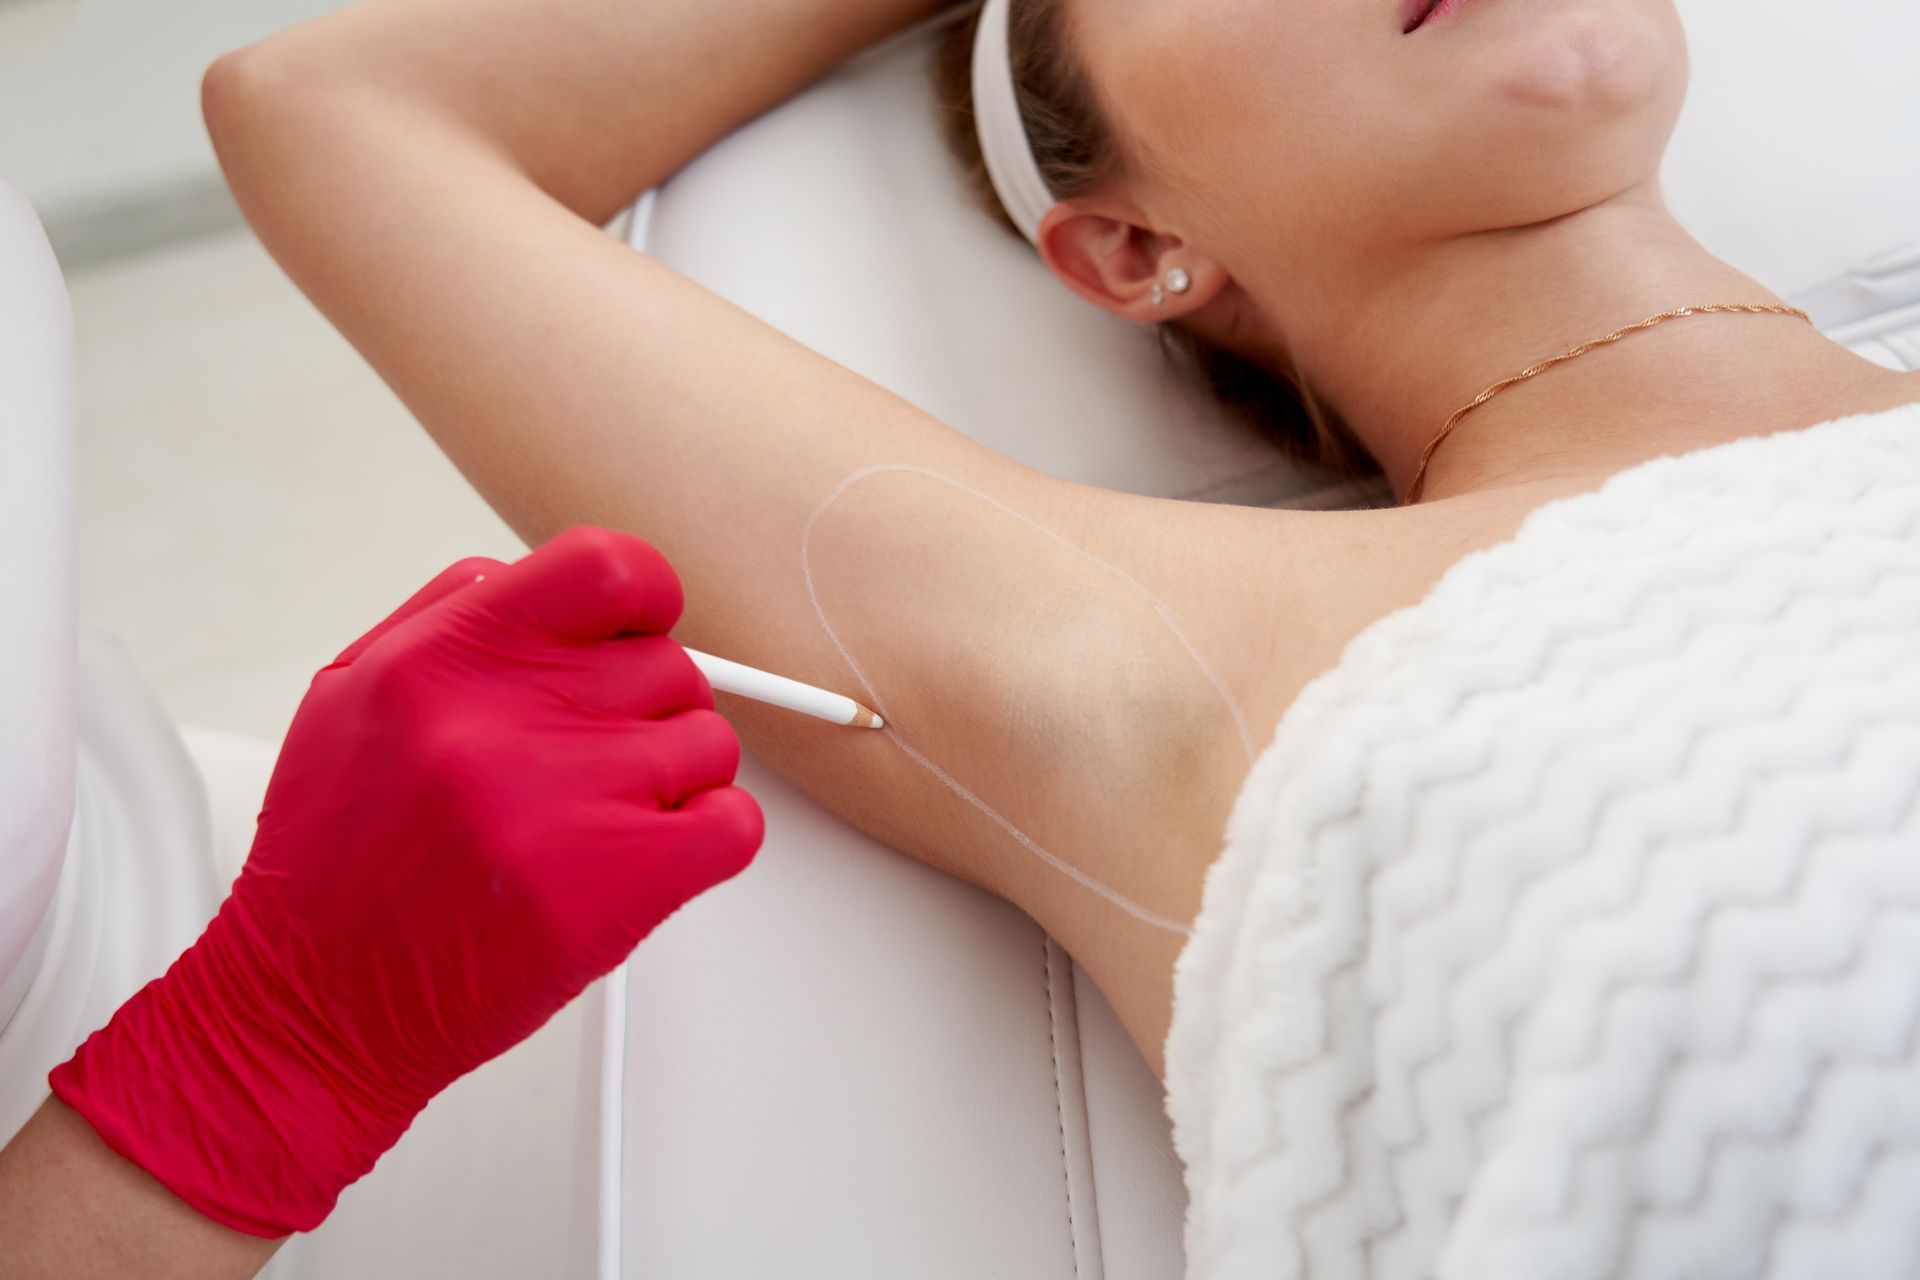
[1165,402,1920,1280]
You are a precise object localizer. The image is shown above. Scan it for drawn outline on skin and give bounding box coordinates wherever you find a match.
[801,464,1258,938]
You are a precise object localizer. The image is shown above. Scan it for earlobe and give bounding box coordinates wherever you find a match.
[1150,266,1192,308]
[1033,202,1222,325]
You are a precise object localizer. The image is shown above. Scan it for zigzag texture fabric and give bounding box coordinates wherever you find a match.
[1164,402,1920,1280]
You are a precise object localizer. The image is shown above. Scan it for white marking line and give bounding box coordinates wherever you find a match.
[800,464,1258,939]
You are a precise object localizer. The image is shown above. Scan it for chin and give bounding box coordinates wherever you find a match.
[1479,0,1685,117]
[1442,0,1687,227]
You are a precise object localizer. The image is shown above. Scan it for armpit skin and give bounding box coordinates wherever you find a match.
[801,464,1257,938]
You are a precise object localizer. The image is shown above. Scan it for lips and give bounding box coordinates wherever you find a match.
[1400,0,1443,32]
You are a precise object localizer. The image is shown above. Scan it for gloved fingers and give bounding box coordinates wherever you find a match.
[556,633,714,720]
[623,708,743,809]
[583,786,765,938]
[331,556,506,667]
[665,784,764,884]
[474,526,684,643]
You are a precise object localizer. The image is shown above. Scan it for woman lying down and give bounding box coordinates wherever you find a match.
[45,0,1920,1274]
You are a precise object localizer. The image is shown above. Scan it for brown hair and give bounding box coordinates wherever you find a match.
[930,0,1381,483]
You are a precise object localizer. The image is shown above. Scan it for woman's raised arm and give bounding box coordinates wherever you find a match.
[200,0,1325,1070]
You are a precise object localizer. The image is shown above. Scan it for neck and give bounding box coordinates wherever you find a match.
[1288,184,1906,505]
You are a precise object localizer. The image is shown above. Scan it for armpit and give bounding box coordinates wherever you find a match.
[800,463,1256,936]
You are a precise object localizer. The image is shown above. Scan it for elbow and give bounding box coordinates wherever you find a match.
[202,44,271,152]
[201,35,351,194]
[202,40,302,182]
[200,48,245,137]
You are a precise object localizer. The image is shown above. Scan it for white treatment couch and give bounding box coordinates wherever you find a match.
[579,5,1920,1278]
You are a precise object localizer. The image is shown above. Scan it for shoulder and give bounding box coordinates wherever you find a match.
[1059,487,1473,735]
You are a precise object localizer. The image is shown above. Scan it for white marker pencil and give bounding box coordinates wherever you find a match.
[684,647,884,730]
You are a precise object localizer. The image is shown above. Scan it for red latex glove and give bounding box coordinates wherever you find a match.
[49,527,763,1237]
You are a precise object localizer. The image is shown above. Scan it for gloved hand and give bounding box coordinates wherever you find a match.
[49,526,763,1237]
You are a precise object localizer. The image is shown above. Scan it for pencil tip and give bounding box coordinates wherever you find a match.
[852,705,885,730]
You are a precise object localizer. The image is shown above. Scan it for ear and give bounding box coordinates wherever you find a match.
[1032,196,1227,325]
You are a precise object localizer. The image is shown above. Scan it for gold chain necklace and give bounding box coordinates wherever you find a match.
[1401,302,1814,505]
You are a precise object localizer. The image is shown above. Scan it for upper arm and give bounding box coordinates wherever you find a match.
[202,2,1322,1062]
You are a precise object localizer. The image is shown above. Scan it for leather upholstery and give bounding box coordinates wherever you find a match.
[607,758,1156,1276]
[1662,0,1920,332]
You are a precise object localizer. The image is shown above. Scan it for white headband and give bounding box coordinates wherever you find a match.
[970,0,1055,245]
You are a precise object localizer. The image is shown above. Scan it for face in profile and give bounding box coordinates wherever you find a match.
[1070,0,1691,280]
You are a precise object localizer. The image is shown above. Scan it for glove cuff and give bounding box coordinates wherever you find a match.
[48,908,426,1237]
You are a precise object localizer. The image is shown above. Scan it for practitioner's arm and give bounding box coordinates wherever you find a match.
[0,1099,282,1280]
[0,532,762,1268]
[200,0,1333,1070]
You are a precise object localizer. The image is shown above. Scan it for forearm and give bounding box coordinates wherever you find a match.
[0,1099,284,1280]
[206,0,954,227]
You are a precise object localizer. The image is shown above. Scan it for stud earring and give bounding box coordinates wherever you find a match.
[1152,266,1192,307]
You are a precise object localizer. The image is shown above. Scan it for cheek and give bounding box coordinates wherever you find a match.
[1124,37,1397,266]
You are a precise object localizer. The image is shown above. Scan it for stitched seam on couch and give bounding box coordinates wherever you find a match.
[1044,936,1085,1278]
